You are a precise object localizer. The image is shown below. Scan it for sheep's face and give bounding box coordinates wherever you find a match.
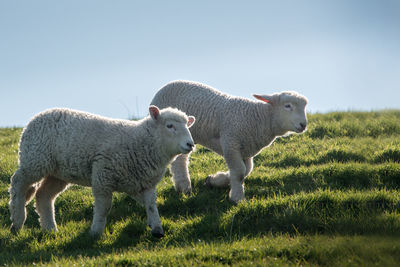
[277,93,308,134]
[254,91,308,135]
[149,106,195,155]
[161,117,195,155]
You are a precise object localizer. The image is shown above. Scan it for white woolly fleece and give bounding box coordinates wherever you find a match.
[151,80,308,202]
[9,107,194,236]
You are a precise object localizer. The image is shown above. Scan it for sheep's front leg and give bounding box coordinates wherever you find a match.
[90,185,113,236]
[170,153,192,195]
[205,148,247,202]
[136,187,164,238]
[205,156,254,190]
[224,149,247,203]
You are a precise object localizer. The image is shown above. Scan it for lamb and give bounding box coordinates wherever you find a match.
[9,106,195,237]
[151,80,308,203]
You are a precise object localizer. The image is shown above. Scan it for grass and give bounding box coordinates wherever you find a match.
[0,110,400,266]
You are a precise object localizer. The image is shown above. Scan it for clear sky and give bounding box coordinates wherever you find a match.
[1,0,399,127]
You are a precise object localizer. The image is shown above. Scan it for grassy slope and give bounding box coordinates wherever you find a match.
[0,111,399,266]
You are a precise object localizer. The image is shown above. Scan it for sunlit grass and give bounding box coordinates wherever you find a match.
[0,110,399,266]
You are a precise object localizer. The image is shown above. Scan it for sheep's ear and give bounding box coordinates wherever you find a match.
[253,94,271,104]
[149,105,160,121]
[187,116,195,128]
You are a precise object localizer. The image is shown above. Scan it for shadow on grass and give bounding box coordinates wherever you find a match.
[0,226,104,265]
[255,149,368,169]
[1,175,400,265]
[247,162,400,196]
[255,147,400,169]
[375,149,400,163]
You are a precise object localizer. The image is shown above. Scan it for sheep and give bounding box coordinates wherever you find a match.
[151,80,308,203]
[9,106,195,237]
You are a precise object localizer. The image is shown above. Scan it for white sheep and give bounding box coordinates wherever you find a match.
[151,80,308,203]
[9,106,195,237]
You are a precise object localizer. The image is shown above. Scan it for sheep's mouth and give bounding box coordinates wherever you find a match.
[180,146,193,154]
[295,126,307,133]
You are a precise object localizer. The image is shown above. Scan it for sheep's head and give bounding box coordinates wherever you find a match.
[253,91,308,135]
[149,105,195,155]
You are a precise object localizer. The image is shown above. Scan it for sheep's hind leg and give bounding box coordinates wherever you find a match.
[244,157,254,178]
[9,168,42,233]
[170,153,192,195]
[35,175,69,231]
[204,171,230,188]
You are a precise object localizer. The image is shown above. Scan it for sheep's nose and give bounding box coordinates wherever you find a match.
[187,142,194,150]
[300,123,307,130]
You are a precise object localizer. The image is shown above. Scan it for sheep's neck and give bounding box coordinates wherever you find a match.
[245,103,278,155]
[144,120,177,164]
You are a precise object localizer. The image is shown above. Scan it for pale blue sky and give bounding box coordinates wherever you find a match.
[1,0,399,127]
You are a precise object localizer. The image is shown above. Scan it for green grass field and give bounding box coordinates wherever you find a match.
[1,110,400,266]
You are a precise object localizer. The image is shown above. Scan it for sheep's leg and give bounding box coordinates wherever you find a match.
[204,148,247,203]
[136,187,164,238]
[35,175,69,231]
[25,184,39,205]
[170,153,192,195]
[224,149,247,203]
[205,157,252,188]
[90,185,113,236]
[204,171,230,188]
[9,168,42,233]
[244,157,254,178]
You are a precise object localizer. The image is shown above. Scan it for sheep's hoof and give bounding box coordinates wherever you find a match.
[42,227,58,233]
[151,226,164,238]
[89,230,102,238]
[204,176,212,188]
[229,196,246,205]
[183,188,192,196]
[175,184,192,196]
[10,225,20,235]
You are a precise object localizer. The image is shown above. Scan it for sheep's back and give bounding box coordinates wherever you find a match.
[18,108,134,184]
[152,81,228,144]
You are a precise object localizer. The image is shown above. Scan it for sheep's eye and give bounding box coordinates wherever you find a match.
[167,124,173,129]
[285,104,292,109]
